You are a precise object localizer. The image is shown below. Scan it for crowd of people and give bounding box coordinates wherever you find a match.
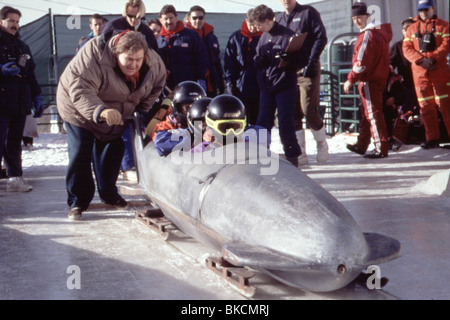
[0,0,449,221]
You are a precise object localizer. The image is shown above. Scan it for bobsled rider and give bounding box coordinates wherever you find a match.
[153,81,206,156]
[402,0,450,149]
[192,94,271,152]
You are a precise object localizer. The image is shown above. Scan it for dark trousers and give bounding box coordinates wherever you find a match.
[257,85,301,158]
[0,114,26,177]
[65,122,124,210]
[120,125,136,172]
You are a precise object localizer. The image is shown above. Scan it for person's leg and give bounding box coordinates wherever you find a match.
[415,80,440,143]
[92,136,125,204]
[256,90,276,132]
[65,122,96,211]
[3,114,26,177]
[361,81,389,156]
[120,125,136,172]
[298,63,329,162]
[275,86,301,159]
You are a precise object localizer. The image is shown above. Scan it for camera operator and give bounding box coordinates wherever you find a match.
[0,6,43,192]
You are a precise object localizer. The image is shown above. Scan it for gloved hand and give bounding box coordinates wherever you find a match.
[197,79,207,92]
[100,108,123,126]
[32,95,44,118]
[303,61,317,78]
[418,58,437,71]
[1,62,20,77]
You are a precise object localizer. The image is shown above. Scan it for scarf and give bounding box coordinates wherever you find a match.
[160,20,185,40]
[185,21,214,39]
[240,21,262,40]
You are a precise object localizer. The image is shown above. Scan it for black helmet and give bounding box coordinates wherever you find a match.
[205,94,247,137]
[170,81,206,127]
[187,97,212,136]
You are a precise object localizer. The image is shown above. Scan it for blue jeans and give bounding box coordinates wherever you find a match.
[0,114,26,177]
[257,86,301,158]
[120,125,136,172]
[65,122,124,210]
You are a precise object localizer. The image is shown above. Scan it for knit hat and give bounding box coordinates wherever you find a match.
[352,2,370,17]
[417,0,434,10]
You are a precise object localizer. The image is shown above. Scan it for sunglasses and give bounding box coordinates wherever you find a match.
[205,116,246,136]
[191,16,204,21]
[126,14,140,19]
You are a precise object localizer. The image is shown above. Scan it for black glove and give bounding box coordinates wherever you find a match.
[419,58,437,71]
[303,61,317,78]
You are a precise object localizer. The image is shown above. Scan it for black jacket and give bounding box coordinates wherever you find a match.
[276,3,327,69]
[224,23,261,99]
[0,28,41,116]
[102,17,158,51]
[254,22,301,93]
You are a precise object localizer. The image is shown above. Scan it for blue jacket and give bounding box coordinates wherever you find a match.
[187,22,224,96]
[224,21,261,99]
[276,3,327,69]
[254,22,301,93]
[159,21,209,89]
[0,29,41,116]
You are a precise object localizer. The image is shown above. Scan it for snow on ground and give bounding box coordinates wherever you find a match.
[21,129,358,168]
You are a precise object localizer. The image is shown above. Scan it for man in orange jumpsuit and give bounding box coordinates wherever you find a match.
[403,0,450,148]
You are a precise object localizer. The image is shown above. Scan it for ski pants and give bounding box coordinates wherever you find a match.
[355,80,389,155]
[415,80,450,142]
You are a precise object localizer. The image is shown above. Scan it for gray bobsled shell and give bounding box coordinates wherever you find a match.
[133,134,400,292]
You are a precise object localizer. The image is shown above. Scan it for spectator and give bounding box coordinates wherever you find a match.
[344,2,392,159]
[276,0,329,164]
[148,18,162,41]
[76,13,106,52]
[185,5,225,97]
[158,4,209,90]
[382,68,408,150]
[402,0,450,149]
[251,5,302,167]
[224,8,262,125]
[102,0,157,51]
[0,6,44,192]
[56,31,166,220]
[390,18,419,110]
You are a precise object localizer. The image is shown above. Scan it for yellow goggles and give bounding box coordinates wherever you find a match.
[205,115,247,136]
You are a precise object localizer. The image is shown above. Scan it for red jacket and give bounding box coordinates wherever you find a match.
[347,23,392,84]
[402,15,450,83]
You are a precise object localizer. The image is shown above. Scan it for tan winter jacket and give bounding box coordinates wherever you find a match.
[56,34,166,141]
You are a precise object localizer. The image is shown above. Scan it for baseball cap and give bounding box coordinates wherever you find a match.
[417,0,434,10]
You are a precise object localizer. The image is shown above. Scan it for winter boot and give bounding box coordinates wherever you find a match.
[7,176,33,192]
[312,127,329,162]
[296,130,309,166]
